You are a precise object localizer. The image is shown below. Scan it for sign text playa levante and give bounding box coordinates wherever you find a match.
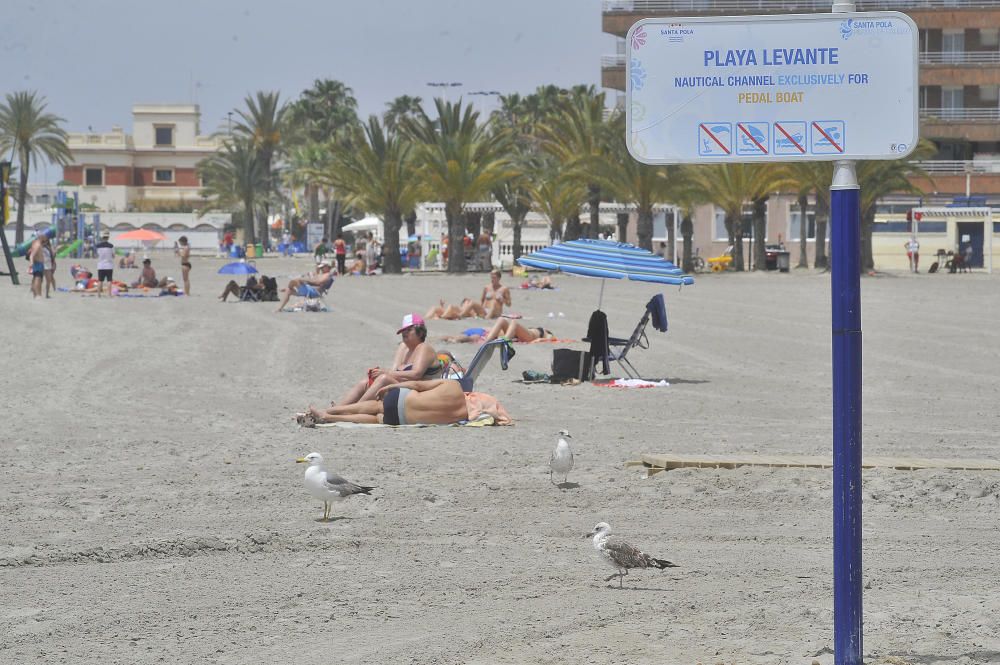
[626,13,918,164]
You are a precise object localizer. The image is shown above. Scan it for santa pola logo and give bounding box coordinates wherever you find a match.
[840,17,904,40]
[660,23,693,44]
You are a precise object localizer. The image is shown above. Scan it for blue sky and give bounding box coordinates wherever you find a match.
[3,0,614,143]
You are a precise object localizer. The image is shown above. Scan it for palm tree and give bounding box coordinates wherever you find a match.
[383,95,424,132]
[0,91,71,245]
[590,128,676,251]
[526,165,585,242]
[198,136,269,244]
[786,162,833,269]
[686,163,791,270]
[857,140,935,271]
[403,98,513,273]
[324,116,422,274]
[383,95,426,236]
[286,79,359,145]
[233,91,289,249]
[669,166,713,272]
[538,86,617,240]
[284,142,338,238]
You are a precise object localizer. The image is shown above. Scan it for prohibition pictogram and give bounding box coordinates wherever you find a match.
[774,121,807,155]
[698,123,732,156]
[811,120,845,154]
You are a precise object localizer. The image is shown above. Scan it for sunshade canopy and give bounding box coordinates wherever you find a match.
[516,238,694,286]
[115,229,167,241]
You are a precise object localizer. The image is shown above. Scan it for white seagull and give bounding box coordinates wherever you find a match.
[586,522,679,588]
[550,429,574,485]
[295,452,374,521]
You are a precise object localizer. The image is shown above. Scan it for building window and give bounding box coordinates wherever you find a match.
[154,169,174,183]
[942,86,963,118]
[154,126,174,147]
[789,207,817,241]
[715,206,759,241]
[84,167,104,186]
[713,207,728,241]
[942,29,964,63]
[981,29,1000,48]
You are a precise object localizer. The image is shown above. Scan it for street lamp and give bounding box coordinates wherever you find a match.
[426,82,463,103]
[468,90,502,114]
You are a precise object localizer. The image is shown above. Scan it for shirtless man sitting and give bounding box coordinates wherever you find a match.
[275,262,334,312]
[333,314,438,407]
[131,259,159,288]
[304,379,468,426]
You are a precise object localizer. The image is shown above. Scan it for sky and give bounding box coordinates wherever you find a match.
[3,0,616,147]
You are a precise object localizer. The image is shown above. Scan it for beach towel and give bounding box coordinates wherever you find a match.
[593,378,670,388]
[307,412,506,429]
[464,391,512,425]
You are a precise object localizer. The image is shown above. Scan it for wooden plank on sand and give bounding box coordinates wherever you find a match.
[639,453,1000,473]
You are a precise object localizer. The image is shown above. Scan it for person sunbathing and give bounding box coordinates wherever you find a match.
[276,262,334,312]
[440,318,555,344]
[333,314,438,407]
[219,275,264,302]
[425,268,512,320]
[303,379,468,426]
[130,259,159,288]
[118,252,137,269]
[521,274,554,289]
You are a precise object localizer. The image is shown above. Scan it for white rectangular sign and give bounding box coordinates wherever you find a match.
[626,12,918,164]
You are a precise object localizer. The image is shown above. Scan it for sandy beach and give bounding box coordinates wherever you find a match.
[2,256,999,664]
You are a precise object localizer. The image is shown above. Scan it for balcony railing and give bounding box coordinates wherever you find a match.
[920,107,1000,120]
[604,0,1000,11]
[602,55,626,67]
[921,51,1000,64]
[912,159,1000,173]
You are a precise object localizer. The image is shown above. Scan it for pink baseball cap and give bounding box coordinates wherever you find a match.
[397,313,425,333]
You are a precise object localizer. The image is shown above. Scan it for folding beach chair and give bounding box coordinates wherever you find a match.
[238,276,261,302]
[592,294,668,379]
[443,338,515,392]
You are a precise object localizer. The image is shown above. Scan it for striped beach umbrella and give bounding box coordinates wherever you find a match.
[516,238,693,307]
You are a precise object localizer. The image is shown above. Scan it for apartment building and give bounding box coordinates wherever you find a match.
[61,104,220,213]
[601,0,1000,268]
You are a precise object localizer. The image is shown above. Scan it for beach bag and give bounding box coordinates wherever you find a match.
[551,348,592,382]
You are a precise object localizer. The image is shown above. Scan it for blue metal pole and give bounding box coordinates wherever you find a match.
[831,160,863,664]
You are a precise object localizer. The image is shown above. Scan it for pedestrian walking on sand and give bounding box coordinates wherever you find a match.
[178,235,191,295]
[41,235,56,297]
[28,237,45,298]
[95,231,115,297]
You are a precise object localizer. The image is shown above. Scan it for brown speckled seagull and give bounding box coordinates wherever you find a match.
[586,522,679,588]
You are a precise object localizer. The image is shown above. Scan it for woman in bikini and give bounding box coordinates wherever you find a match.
[177,236,191,295]
[439,318,555,344]
[425,269,512,320]
[332,314,438,407]
[303,379,468,426]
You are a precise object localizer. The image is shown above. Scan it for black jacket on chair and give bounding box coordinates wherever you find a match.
[587,309,610,375]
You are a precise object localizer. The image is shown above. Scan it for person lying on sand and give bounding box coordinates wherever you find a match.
[439,317,555,344]
[301,379,468,426]
[425,268,511,320]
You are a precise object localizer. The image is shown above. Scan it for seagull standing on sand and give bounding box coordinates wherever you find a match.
[550,429,574,485]
[586,522,678,588]
[296,452,374,521]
